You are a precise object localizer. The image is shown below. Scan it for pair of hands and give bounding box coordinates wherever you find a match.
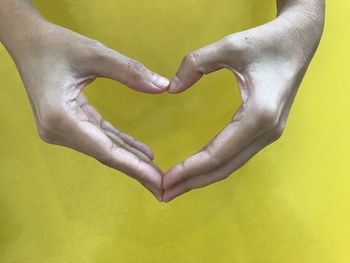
[4,7,324,202]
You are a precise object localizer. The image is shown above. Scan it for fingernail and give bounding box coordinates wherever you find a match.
[152,74,170,89]
[168,76,180,93]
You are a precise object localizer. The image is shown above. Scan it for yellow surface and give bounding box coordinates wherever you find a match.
[0,0,349,262]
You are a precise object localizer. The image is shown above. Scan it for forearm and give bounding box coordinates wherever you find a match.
[274,0,325,57]
[277,0,325,15]
[276,0,325,29]
[0,0,45,50]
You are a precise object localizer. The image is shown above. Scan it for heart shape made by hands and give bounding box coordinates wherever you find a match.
[15,17,315,203]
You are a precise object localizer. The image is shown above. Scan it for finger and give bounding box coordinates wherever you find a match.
[56,111,163,189]
[76,94,155,160]
[141,181,163,202]
[101,121,154,160]
[80,104,154,161]
[76,108,162,201]
[163,135,270,202]
[168,39,230,93]
[75,94,163,191]
[104,129,151,163]
[163,108,262,190]
[81,105,152,162]
[90,44,169,94]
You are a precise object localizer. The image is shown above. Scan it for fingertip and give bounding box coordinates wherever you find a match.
[167,88,183,94]
[163,165,181,189]
[153,175,163,190]
[165,165,176,176]
[142,182,163,202]
[151,73,170,90]
[139,146,154,160]
[162,197,173,203]
[152,190,164,202]
[168,75,180,93]
[147,150,155,161]
[151,163,165,181]
[126,157,163,190]
[167,75,188,94]
[162,189,180,203]
[167,74,196,94]
[136,147,154,161]
[161,191,174,203]
[141,178,163,200]
[131,76,169,94]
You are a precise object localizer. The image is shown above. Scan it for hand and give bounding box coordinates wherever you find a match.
[6,20,169,200]
[162,8,325,201]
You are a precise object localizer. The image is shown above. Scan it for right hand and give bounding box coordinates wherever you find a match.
[5,20,169,200]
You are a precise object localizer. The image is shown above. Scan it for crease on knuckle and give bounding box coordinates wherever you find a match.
[204,145,224,169]
[127,59,147,84]
[98,143,117,167]
[183,52,200,71]
[85,39,108,60]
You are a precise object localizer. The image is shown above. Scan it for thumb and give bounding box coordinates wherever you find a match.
[168,39,230,94]
[91,44,169,94]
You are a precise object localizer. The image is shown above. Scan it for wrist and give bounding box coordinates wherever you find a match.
[276,0,325,36]
[0,1,47,54]
[275,3,325,53]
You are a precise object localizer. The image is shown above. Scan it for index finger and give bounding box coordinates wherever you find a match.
[163,108,262,189]
[50,110,164,198]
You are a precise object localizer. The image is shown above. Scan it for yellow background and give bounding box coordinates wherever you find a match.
[0,0,349,262]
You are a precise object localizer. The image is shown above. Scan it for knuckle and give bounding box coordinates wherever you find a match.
[221,35,236,51]
[128,59,146,75]
[253,104,280,133]
[126,59,148,83]
[85,39,108,59]
[270,122,285,141]
[209,156,224,169]
[252,103,286,141]
[97,144,116,167]
[261,113,278,131]
[183,52,199,69]
[222,33,253,55]
[88,39,107,52]
[204,147,224,169]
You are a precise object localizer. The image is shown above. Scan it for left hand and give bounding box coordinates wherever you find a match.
[162,9,324,202]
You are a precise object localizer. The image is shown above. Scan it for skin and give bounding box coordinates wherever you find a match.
[0,0,170,201]
[0,0,325,202]
[162,0,325,201]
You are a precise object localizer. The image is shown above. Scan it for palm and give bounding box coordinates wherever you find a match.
[163,17,322,201]
[11,23,168,200]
